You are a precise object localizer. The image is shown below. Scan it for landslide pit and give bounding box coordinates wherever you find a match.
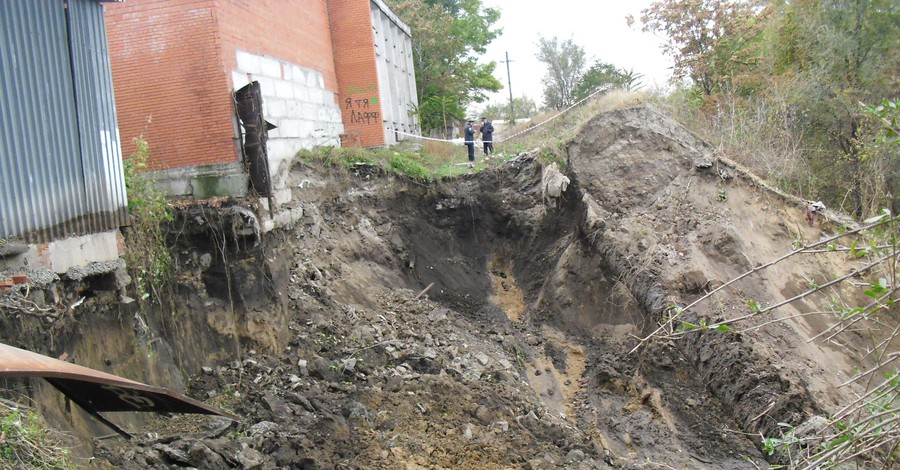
[2,105,891,470]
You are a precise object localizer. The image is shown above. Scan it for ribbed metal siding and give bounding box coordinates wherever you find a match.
[0,0,127,243]
[67,0,129,236]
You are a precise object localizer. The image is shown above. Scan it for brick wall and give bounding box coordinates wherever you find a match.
[216,0,339,92]
[216,1,346,205]
[105,0,238,170]
[329,0,386,147]
[107,0,391,172]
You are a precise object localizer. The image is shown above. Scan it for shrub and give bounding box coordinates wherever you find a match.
[123,136,173,303]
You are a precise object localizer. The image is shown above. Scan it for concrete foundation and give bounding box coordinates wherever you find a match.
[0,229,123,277]
[148,163,250,199]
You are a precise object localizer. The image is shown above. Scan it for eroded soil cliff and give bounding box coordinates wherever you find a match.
[3,106,893,469]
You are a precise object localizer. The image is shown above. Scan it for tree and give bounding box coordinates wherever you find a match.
[757,0,897,218]
[479,95,537,123]
[630,0,770,95]
[536,36,587,110]
[641,0,897,219]
[388,0,503,134]
[573,61,644,101]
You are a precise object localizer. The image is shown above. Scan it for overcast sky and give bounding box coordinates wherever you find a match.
[477,0,674,111]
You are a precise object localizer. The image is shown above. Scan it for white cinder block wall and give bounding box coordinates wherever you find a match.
[232,51,344,205]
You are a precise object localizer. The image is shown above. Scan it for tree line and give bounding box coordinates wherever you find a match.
[632,0,898,219]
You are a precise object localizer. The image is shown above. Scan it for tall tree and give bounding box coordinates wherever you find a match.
[573,61,643,101]
[388,0,503,133]
[630,0,770,95]
[536,36,587,110]
[780,0,899,217]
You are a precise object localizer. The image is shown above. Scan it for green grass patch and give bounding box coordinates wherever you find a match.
[1,402,76,469]
[294,93,651,180]
[296,140,487,181]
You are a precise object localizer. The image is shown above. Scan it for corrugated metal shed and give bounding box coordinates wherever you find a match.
[0,0,128,244]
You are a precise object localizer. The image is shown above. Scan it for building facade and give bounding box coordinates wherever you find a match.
[105,0,419,202]
[0,0,127,273]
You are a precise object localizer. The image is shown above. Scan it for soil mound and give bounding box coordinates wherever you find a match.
[15,105,889,469]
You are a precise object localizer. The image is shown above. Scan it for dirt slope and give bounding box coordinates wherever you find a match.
[85,105,893,469]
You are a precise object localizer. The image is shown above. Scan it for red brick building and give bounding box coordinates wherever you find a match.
[105,0,418,199]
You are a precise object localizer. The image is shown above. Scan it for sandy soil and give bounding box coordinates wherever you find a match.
[85,105,898,469]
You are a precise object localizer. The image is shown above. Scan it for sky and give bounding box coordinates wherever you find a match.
[477,0,674,112]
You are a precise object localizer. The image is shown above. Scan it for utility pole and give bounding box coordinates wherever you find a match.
[502,52,514,124]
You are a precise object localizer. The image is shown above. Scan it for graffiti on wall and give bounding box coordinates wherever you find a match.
[345,84,380,125]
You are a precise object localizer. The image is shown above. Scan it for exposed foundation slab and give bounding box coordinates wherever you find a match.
[148,163,250,199]
[0,229,123,276]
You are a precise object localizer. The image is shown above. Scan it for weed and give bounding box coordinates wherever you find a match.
[297,141,469,181]
[0,401,75,469]
[641,212,900,468]
[389,154,431,181]
[123,136,173,305]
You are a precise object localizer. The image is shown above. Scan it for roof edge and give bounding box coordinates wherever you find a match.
[370,0,411,36]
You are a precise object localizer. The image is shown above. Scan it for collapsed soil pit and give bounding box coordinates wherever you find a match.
[95,147,768,469]
[16,105,885,469]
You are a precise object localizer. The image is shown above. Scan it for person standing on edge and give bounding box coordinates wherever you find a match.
[464,118,476,165]
[480,117,494,156]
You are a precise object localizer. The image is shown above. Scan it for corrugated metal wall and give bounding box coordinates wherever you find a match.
[0,0,128,243]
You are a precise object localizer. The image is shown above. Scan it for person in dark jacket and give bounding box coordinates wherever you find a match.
[480,117,494,156]
[464,119,476,163]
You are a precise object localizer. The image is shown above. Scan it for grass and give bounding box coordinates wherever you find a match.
[296,89,652,182]
[0,399,77,469]
[496,89,655,165]
[296,140,497,181]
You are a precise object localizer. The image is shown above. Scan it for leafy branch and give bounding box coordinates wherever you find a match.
[630,212,897,352]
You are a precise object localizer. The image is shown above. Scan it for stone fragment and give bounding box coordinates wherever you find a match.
[565,449,585,463]
[248,421,279,437]
[475,352,490,366]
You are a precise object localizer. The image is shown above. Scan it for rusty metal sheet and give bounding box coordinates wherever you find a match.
[0,342,235,419]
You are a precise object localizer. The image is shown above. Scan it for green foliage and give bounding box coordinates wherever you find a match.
[535,36,645,111]
[298,143,487,181]
[649,0,898,219]
[388,0,503,133]
[299,146,375,169]
[536,36,588,110]
[0,403,75,469]
[123,136,173,304]
[389,154,431,181]
[573,61,643,101]
[855,99,900,216]
[479,95,538,123]
[417,95,465,137]
[631,0,770,96]
[761,423,800,462]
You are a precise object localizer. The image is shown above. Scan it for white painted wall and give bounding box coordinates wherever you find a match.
[232,51,344,204]
[370,0,419,145]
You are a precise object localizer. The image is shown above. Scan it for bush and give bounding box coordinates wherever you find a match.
[123,136,173,303]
